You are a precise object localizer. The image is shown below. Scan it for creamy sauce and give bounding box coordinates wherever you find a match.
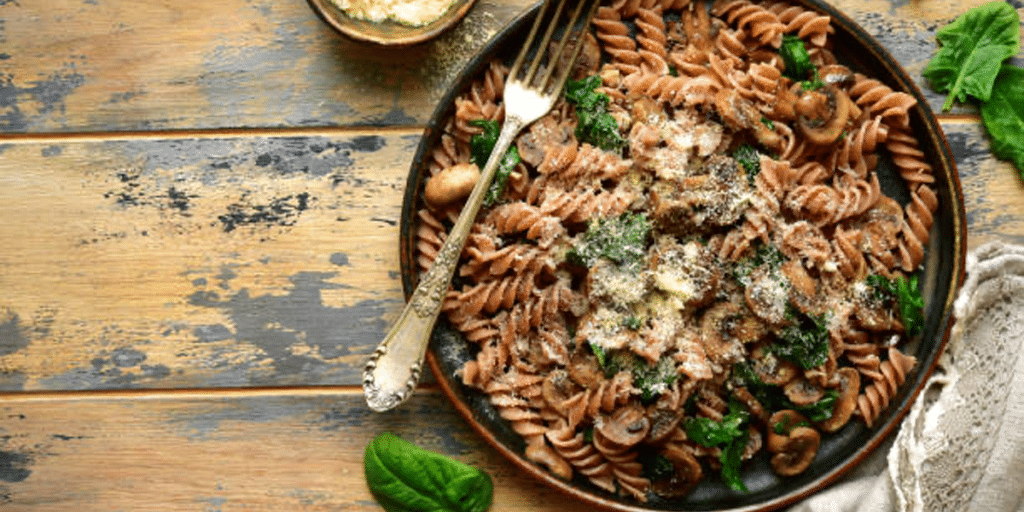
[333,0,458,27]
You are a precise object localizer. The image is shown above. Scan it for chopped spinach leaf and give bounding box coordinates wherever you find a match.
[468,119,521,206]
[568,212,651,270]
[733,144,761,184]
[780,35,816,81]
[565,75,626,150]
[638,450,676,480]
[864,274,925,336]
[685,403,750,492]
[774,310,830,369]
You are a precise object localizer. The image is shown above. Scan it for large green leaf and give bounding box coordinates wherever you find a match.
[981,65,1024,178]
[922,1,1021,110]
[364,433,494,512]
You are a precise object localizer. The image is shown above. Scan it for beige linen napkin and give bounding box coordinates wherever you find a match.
[788,240,1024,512]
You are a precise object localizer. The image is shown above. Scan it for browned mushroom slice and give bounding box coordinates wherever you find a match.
[645,406,685,445]
[567,348,605,390]
[542,369,580,408]
[650,237,722,309]
[783,377,826,406]
[423,162,480,208]
[516,115,575,167]
[749,343,801,386]
[818,367,861,432]
[795,84,851,146]
[699,302,747,366]
[769,426,820,476]
[594,404,651,453]
[745,265,790,326]
[766,410,810,450]
[731,386,769,425]
[651,444,703,498]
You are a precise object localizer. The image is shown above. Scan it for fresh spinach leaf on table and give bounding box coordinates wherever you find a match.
[922,0,1021,111]
[981,65,1024,178]
[364,432,494,512]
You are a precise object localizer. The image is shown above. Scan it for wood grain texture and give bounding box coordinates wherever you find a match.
[0,132,413,391]
[1,120,1021,391]
[0,0,530,133]
[0,389,591,511]
[1,0,1019,133]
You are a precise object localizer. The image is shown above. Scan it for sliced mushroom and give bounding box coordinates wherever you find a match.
[818,367,861,432]
[699,302,747,366]
[567,348,605,390]
[423,162,480,208]
[796,85,851,146]
[731,386,769,425]
[645,406,685,445]
[749,343,801,386]
[713,89,784,152]
[542,369,580,408]
[784,377,826,406]
[516,115,575,167]
[766,410,810,451]
[594,404,651,452]
[650,237,721,309]
[650,444,703,498]
[746,265,791,326]
[769,426,820,477]
[817,64,854,86]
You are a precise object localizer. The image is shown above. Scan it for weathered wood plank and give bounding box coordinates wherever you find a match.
[0,389,592,511]
[0,131,415,391]
[0,0,530,133]
[0,120,1020,391]
[1,0,1019,133]
[941,120,1024,249]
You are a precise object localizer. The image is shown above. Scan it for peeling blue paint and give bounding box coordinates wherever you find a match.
[40,145,61,157]
[329,253,350,266]
[0,451,31,483]
[171,396,301,440]
[0,66,86,131]
[39,348,171,390]
[194,324,233,343]
[187,272,396,384]
[0,310,30,357]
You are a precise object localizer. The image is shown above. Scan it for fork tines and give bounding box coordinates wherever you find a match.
[509,0,601,95]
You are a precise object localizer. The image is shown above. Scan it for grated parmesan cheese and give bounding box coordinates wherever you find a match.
[332,0,458,26]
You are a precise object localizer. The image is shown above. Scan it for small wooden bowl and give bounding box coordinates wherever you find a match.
[307,0,479,46]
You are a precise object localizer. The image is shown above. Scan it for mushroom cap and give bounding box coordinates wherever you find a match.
[423,162,480,208]
[567,349,605,390]
[542,369,580,408]
[645,406,685,445]
[767,410,810,452]
[769,426,821,476]
[650,444,704,498]
[818,367,861,432]
[784,377,826,406]
[796,85,851,146]
[594,404,651,452]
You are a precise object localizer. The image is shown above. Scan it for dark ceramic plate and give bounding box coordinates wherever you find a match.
[399,2,967,510]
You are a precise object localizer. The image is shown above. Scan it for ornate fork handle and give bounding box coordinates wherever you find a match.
[363,116,524,412]
[363,0,599,412]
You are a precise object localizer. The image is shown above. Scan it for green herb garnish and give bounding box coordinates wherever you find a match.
[780,35,816,81]
[865,274,926,337]
[568,212,651,270]
[364,432,493,512]
[684,402,750,492]
[565,75,626,150]
[733,144,761,184]
[774,309,830,370]
[468,119,521,206]
[922,1,1021,111]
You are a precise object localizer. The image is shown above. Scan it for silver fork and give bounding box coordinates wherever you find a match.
[363,0,601,412]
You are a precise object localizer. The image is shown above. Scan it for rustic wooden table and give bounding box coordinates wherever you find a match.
[0,0,1021,510]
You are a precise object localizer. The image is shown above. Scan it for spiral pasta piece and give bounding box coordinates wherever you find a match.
[857,348,917,427]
